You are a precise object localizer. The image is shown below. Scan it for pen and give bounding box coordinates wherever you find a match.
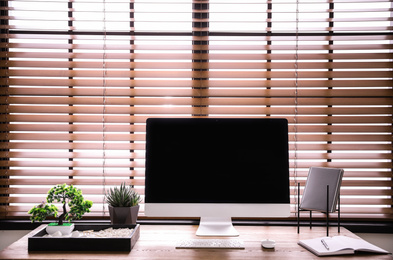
[321,239,329,250]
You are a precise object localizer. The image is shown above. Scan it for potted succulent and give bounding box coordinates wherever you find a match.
[28,184,93,235]
[105,182,142,225]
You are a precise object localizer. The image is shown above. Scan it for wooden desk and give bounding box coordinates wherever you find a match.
[0,225,391,260]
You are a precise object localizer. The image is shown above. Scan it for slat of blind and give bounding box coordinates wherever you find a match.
[8,25,391,32]
[5,16,392,24]
[5,69,393,79]
[6,79,393,88]
[3,61,393,70]
[3,142,391,152]
[2,159,392,170]
[2,41,393,51]
[7,151,144,159]
[2,177,392,189]
[2,205,392,217]
[2,185,390,197]
[5,88,392,98]
[3,196,391,207]
[6,123,146,132]
[3,142,144,150]
[2,51,392,61]
[6,133,145,141]
[4,151,391,161]
[294,170,392,178]
[3,169,387,179]
[3,95,393,107]
[3,95,393,106]
[2,40,393,51]
[6,105,393,115]
[4,16,393,26]
[2,161,144,169]
[5,115,393,128]
[7,169,145,177]
[3,123,393,136]
[294,180,392,188]
[3,33,393,41]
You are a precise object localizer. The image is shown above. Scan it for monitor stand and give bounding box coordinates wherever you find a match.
[196,217,239,237]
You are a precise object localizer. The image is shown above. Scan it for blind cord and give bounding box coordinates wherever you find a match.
[4,27,10,218]
[102,0,107,217]
[294,0,299,215]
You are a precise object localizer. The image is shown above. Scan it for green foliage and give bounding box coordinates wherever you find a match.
[105,182,141,207]
[28,184,93,225]
[28,202,58,222]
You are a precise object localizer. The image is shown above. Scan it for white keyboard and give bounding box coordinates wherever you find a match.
[176,239,245,249]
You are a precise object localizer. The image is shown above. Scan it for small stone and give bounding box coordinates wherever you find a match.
[71,231,80,237]
[51,231,62,237]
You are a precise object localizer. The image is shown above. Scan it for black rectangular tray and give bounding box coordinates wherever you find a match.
[28,224,140,252]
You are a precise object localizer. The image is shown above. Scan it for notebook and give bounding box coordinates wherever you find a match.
[298,236,390,256]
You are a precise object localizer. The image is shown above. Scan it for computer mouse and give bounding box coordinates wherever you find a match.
[261,239,275,249]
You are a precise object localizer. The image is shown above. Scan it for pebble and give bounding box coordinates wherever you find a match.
[71,231,80,237]
[83,228,133,238]
[51,231,63,237]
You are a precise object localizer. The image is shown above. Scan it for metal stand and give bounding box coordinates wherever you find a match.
[297,183,340,236]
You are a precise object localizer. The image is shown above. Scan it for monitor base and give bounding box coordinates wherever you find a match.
[196,217,239,237]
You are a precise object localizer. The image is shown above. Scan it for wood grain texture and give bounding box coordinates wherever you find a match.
[0,225,391,260]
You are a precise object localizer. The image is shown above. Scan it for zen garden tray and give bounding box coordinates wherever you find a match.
[28,224,140,252]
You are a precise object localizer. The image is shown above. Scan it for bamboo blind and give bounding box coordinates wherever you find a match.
[0,0,392,220]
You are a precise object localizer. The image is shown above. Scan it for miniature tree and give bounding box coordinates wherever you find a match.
[28,184,93,225]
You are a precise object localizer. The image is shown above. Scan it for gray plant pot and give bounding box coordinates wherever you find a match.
[108,205,140,225]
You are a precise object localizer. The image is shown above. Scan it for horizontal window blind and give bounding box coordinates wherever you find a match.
[1,0,392,221]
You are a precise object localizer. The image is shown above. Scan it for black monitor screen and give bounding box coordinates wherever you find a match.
[145,118,290,204]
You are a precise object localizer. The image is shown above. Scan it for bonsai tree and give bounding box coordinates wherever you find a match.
[28,184,93,225]
[105,182,141,207]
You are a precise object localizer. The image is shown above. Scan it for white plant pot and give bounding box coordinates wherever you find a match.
[46,223,75,236]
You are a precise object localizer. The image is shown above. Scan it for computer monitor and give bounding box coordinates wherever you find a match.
[144,118,290,236]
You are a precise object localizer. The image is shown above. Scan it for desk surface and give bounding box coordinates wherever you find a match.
[0,224,391,260]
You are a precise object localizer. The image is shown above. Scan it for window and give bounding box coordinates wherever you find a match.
[1,0,392,221]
